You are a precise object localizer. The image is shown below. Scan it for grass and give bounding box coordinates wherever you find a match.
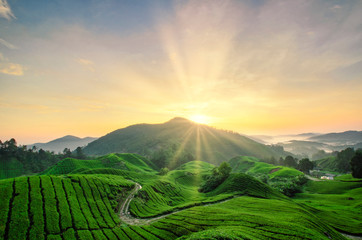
[42,153,158,175]
[0,155,359,239]
[0,174,134,240]
[229,156,303,179]
[293,179,362,235]
[0,157,24,179]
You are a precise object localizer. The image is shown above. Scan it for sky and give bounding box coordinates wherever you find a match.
[1,0,362,144]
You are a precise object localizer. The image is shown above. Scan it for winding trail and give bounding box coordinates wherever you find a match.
[305,175,322,181]
[118,182,233,226]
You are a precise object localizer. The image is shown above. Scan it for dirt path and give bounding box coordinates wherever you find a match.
[341,233,362,240]
[118,182,233,225]
[306,175,322,181]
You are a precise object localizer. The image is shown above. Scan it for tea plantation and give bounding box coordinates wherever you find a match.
[0,154,359,239]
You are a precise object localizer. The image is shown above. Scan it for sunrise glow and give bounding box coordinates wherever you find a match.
[189,115,210,125]
[0,0,361,144]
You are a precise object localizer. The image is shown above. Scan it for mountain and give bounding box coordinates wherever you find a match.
[29,135,98,153]
[251,133,320,145]
[83,117,289,168]
[277,140,330,158]
[308,130,362,145]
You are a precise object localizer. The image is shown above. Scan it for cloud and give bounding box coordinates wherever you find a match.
[77,58,95,72]
[0,0,15,20]
[0,38,17,49]
[0,62,24,76]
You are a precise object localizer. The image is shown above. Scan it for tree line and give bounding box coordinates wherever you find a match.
[0,138,87,177]
[261,147,362,178]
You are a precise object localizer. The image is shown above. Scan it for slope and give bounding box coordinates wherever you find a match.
[42,153,157,175]
[0,164,349,240]
[83,117,288,168]
[308,130,362,145]
[228,156,303,178]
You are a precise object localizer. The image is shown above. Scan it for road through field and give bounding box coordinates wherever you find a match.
[118,182,233,225]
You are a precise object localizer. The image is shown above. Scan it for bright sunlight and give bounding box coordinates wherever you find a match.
[189,115,210,125]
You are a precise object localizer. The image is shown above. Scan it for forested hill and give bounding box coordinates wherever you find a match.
[83,117,288,168]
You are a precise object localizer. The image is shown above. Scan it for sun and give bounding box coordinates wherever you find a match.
[189,114,210,124]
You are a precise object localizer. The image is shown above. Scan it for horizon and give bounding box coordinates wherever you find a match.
[1,0,362,145]
[3,116,361,146]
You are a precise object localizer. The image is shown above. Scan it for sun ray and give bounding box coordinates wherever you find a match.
[167,125,195,169]
[199,125,216,165]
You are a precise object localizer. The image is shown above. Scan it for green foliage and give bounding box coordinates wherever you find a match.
[83,118,288,166]
[336,147,355,172]
[0,153,358,239]
[268,175,308,197]
[161,196,345,240]
[158,167,169,175]
[199,162,231,193]
[0,174,135,239]
[42,153,157,175]
[293,178,362,235]
[297,158,314,173]
[75,147,86,160]
[229,156,303,179]
[284,155,297,168]
[0,138,79,179]
[351,149,362,178]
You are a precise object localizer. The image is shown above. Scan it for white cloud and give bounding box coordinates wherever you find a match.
[0,38,17,49]
[0,0,15,20]
[77,58,95,72]
[0,62,24,76]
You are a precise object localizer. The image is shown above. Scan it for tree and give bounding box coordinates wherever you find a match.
[199,162,231,193]
[75,147,85,159]
[297,158,314,173]
[63,148,72,158]
[218,162,231,178]
[350,150,362,178]
[284,155,297,168]
[159,167,169,176]
[336,148,355,172]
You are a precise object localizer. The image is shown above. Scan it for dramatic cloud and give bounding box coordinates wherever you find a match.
[0,0,15,20]
[0,62,24,76]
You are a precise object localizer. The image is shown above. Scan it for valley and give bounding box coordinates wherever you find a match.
[0,150,361,239]
[0,120,361,239]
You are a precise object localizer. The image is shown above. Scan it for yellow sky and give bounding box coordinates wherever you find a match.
[1,0,362,144]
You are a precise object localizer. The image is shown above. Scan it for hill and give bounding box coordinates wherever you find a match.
[277,140,329,158]
[83,117,288,168]
[308,130,362,145]
[29,135,97,153]
[0,161,349,240]
[42,153,157,175]
[228,156,303,179]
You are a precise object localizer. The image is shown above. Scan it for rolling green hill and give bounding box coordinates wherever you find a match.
[293,176,362,235]
[83,117,289,168]
[42,153,158,175]
[314,156,338,171]
[229,156,303,178]
[0,159,351,240]
[0,174,134,240]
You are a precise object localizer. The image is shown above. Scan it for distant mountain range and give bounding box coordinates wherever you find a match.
[83,117,288,167]
[251,131,362,158]
[29,135,98,153]
[308,131,362,145]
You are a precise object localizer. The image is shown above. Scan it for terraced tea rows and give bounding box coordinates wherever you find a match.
[0,158,355,240]
[0,175,133,240]
[43,153,157,175]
